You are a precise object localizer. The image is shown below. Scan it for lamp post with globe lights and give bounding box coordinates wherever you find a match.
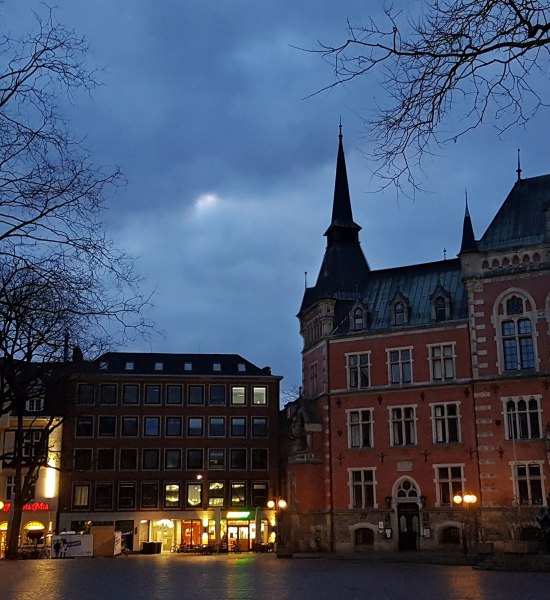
[453,492,478,554]
[267,498,289,555]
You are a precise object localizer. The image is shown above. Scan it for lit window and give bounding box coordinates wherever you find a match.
[72,484,90,509]
[431,403,460,443]
[164,483,181,508]
[350,469,376,508]
[348,409,373,448]
[252,387,267,405]
[230,482,246,507]
[186,482,203,508]
[504,397,541,440]
[390,406,416,446]
[231,386,246,405]
[208,482,225,507]
[347,353,370,389]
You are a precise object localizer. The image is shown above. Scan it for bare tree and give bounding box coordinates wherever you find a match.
[0,9,152,558]
[315,1,550,190]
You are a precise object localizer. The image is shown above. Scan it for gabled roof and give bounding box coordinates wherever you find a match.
[90,352,276,377]
[477,174,550,252]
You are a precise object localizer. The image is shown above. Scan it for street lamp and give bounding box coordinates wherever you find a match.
[453,492,478,554]
[267,498,288,554]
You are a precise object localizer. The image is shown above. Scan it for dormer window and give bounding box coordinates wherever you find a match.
[434,297,446,322]
[184,362,193,372]
[154,362,164,371]
[125,361,134,371]
[213,363,221,372]
[99,361,108,371]
[393,302,405,326]
[238,363,246,372]
[352,307,364,331]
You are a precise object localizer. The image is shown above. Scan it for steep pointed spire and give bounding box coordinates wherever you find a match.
[459,191,477,254]
[324,126,361,247]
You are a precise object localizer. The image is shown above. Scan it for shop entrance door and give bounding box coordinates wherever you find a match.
[227,521,250,551]
[398,503,419,551]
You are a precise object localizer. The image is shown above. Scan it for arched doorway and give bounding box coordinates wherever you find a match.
[395,478,420,551]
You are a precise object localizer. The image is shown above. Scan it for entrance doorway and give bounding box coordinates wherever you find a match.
[227,521,250,551]
[398,503,419,551]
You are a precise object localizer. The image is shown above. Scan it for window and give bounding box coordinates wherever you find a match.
[514,463,544,505]
[230,482,246,507]
[122,384,139,405]
[347,353,370,389]
[389,348,412,384]
[75,416,93,437]
[188,385,204,405]
[142,448,160,470]
[164,483,180,508]
[166,416,182,437]
[187,417,203,437]
[154,361,164,371]
[208,449,225,470]
[120,448,137,470]
[209,417,225,437]
[165,449,182,470]
[209,385,226,406]
[505,397,541,440]
[252,482,269,507]
[430,344,455,381]
[393,302,405,326]
[118,483,136,509]
[309,363,318,397]
[5,476,16,500]
[251,449,268,470]
[230,448,246,470]
[231,417,246,437]
[166,385,182,405]
[77,384,94,405]
[212,363,221,372]
[208,481,225,507]
[252,387,267,405]
[237,363,246,372]
[74,449,93,471]
[94,483,113,510]
[231,386,246,405]
[434,297,446,321]
[390,406,416,446]
[98,416,116,437]
[499,295,535,371]
[251,417,267,437]
[186,482,203,508]
[435,465,464,506]
[121,416,138,437]
[144,385,161,405]
[432,403,460,444]
[186,448,203,470]
[352,307,364,330]
[99,384,117,405]
[184,362,193,371]
[348,409,373,448]
[125,361,134,371]
[72,484,90,509]
[21,430,44,459]
[144,417,160,437]
[97,448,115,470]
[141,482,158,508]
[350,469,376,508]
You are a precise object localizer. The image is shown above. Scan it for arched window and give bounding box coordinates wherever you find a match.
[352,307,364,331]
[434,297,446,322]
[501,295,535,370]
[396,478,419,499]
[394,302,405,326]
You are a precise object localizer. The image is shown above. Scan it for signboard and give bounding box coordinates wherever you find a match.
[1,501,50,512]
[51,534,93,558]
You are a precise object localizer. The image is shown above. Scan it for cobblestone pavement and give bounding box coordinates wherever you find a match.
[1,553,549,600]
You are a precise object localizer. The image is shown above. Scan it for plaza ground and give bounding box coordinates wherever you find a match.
[1,552,549,600]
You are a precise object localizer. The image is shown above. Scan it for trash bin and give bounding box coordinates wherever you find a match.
[155,542,162,554]
[141,542,156,555]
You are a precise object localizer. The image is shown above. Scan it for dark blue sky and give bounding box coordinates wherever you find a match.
[7,1,550,393]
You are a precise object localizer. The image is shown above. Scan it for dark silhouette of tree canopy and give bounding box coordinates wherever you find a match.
[316,0,550,189]
[0,8,152,559]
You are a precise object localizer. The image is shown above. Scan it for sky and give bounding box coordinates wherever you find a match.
[5,1,550,396]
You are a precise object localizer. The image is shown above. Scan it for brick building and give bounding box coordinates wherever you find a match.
[58,352,282,552]
[284,131,550,554]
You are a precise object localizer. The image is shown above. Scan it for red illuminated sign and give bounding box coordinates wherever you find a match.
[1,501,50,512]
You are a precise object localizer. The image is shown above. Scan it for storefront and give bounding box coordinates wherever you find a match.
[0,501,55,557]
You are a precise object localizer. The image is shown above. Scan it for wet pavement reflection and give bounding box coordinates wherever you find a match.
[1,553,549,600]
